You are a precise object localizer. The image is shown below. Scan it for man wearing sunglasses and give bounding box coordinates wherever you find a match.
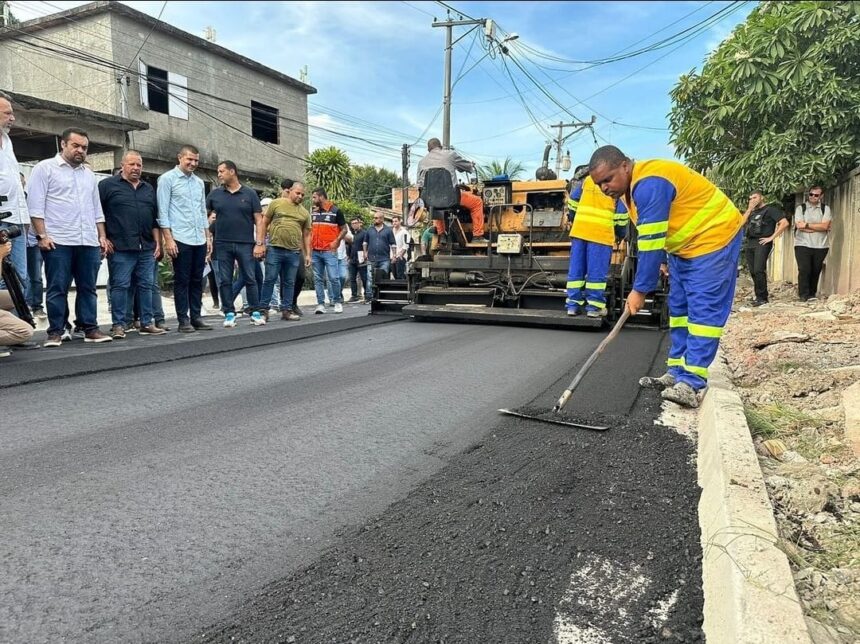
[793,186,832,302]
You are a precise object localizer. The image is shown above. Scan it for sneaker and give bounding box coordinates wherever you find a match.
[325,301,334,308]
[139,324,167,335]
[34,308,47,320]
[61,326,73,342]
[471,236,488,244]
[751,299,768,307]
[0,349,10,358]
[639,373,676,390]
[73,326,86,339]
[586,308,608,318]
[192,319,214,330]
[282,311,301,321]
[110,324,126,339]
[567,307,582,317]
[315,304,326,314]
[133,320,142,331]
[223,312,237,328]
[292,304,303,318]
[155,320,169,332]
[333,302,343,314]
[346,296,360,303]
[250,311,267,326]
[178,323,197,333]
[44,334,63,348]
[661,382,700,408]
[84,329,113,343]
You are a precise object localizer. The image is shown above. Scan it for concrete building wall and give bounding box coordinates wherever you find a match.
[768,166,860,295]
[0,13,118,115]
[110,13,307,189]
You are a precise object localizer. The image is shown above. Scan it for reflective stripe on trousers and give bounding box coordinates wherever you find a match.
[566,238,612,311]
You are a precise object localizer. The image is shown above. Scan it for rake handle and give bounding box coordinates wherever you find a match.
[552,308,631,413]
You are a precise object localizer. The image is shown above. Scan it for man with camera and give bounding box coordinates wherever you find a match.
[0,240,34,357]
[0,91,30,303]
[742,189,788,307]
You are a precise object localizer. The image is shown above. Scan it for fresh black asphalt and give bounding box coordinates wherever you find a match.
[0,312,702,643]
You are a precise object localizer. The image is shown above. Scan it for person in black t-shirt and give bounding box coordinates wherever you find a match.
[741,189,788,306]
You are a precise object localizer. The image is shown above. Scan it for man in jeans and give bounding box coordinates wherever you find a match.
[99,150,165,339]
[260,181,311,320]
[206,160,266,327]
[157,144,212,333]
[742,189,788,307]
[310,188,347,314]
[346,216,367,302]
[28,127,112,346]
[793,185,832,302]
[363,212,396,299]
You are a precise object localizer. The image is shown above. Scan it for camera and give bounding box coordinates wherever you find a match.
[0,208,22,242]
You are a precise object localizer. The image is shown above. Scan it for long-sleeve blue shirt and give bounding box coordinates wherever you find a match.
[630,177,673,293]
[156,166,208,246]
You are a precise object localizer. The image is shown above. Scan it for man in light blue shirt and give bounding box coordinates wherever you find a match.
[157,144,212,332]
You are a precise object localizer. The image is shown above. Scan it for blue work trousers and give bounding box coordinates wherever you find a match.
[566,238,612,312]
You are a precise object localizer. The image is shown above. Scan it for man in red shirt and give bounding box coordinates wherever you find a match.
[310,187,347,314]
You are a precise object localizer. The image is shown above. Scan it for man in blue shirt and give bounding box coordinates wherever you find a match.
[206,160,265,327]
[362,212,395,299]
[99,150,165,339]
[157,144,212,333]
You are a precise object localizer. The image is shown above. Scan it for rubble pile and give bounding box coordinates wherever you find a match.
[721,282,860,643]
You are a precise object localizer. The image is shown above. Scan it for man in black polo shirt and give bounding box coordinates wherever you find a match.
[206,160,265,327]
[99,150,165,338]
[741,189,788,306]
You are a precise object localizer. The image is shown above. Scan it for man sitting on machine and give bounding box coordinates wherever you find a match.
[416,138,486,246]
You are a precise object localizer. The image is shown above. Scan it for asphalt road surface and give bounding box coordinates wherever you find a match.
[0,316,702,643]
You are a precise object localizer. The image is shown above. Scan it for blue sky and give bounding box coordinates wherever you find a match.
[10,1,755,182]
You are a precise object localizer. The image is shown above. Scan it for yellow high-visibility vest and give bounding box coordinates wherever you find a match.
[569,176,625,246]
[622,159,742,259]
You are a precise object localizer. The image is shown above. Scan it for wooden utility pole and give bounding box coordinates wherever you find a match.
[401,143,409,219]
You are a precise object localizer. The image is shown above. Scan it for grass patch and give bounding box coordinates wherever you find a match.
[808,523,860,571]
[772,360,812,373]
[744,402,830,459]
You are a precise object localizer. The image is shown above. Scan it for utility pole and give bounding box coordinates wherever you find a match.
[432,15,487,148]
[401,143,410,219]
[550,117,596,176]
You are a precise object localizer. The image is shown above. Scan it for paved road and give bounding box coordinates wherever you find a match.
[0,317,701,642]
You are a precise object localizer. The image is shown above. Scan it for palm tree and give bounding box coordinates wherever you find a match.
[304,147,352,200]
[477,157,526,182]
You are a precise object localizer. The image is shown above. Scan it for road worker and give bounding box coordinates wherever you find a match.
[588,145,743,408]
[566,165,628,318]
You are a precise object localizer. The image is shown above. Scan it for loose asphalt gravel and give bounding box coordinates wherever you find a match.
[0,313,702,643]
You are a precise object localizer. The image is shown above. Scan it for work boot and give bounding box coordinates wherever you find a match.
[110,324,126,339]
[471,236,488,244]
[586,308,608,318]
[566,307,582,317]
[661,382,700,408]
[639,373,676,390]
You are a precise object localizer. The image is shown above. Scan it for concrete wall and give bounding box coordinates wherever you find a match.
[0,14,117,115]
[110,13,307,189]
[769,166,860,295]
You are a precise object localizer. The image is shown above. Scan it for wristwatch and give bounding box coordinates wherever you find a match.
[255,241,264,246]
[35,234,45,241]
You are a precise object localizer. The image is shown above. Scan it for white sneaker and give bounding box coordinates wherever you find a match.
[315,304,326,314]
[334,302,343,314]
[250,311,266,326]
[223,312,237,328]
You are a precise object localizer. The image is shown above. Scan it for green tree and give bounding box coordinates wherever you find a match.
[476,157,526,181]
[336,198,372,227]
[668,1,860,198]
[351,164,399,208]
[304,147,352,200]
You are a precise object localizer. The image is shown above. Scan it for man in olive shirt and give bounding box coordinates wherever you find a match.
[259,181,312,320]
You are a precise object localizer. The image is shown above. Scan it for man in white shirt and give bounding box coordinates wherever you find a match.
[27,127,112,346]
[390,214,410,279]
[0,91,30,303]
[794,185,832,302]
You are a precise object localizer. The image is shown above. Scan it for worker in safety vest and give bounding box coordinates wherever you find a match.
[588,145,743,409]
[565,165,628,318]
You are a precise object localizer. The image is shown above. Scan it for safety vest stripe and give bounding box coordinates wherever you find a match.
[576,204,614,217]
[638,237,666,252]
[665,189,734,253]
[684,363,709,378]
[667,357,684,367]
[567,198,580,210]
[688,322,723,338]
[585,282,607,290]
[613,214,629,224]
[637,220,669,236]
[566,297,584,305]
[669,316,688,328]
[586,300,607,309]
[567,280,585,288]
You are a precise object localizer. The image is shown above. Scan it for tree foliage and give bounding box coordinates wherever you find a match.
[668,1,860,198]
[336,198,372,226]
[304,147,352,200]
[351,164,399,208]
[477,157,526,181]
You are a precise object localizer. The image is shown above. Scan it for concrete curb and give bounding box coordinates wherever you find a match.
[697,352,812,643]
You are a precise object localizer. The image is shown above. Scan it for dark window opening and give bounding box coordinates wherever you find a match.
[251,100,279,144]
[147,66,169,115]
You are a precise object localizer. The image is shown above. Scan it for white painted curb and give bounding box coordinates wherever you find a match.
[697,354,812,643]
